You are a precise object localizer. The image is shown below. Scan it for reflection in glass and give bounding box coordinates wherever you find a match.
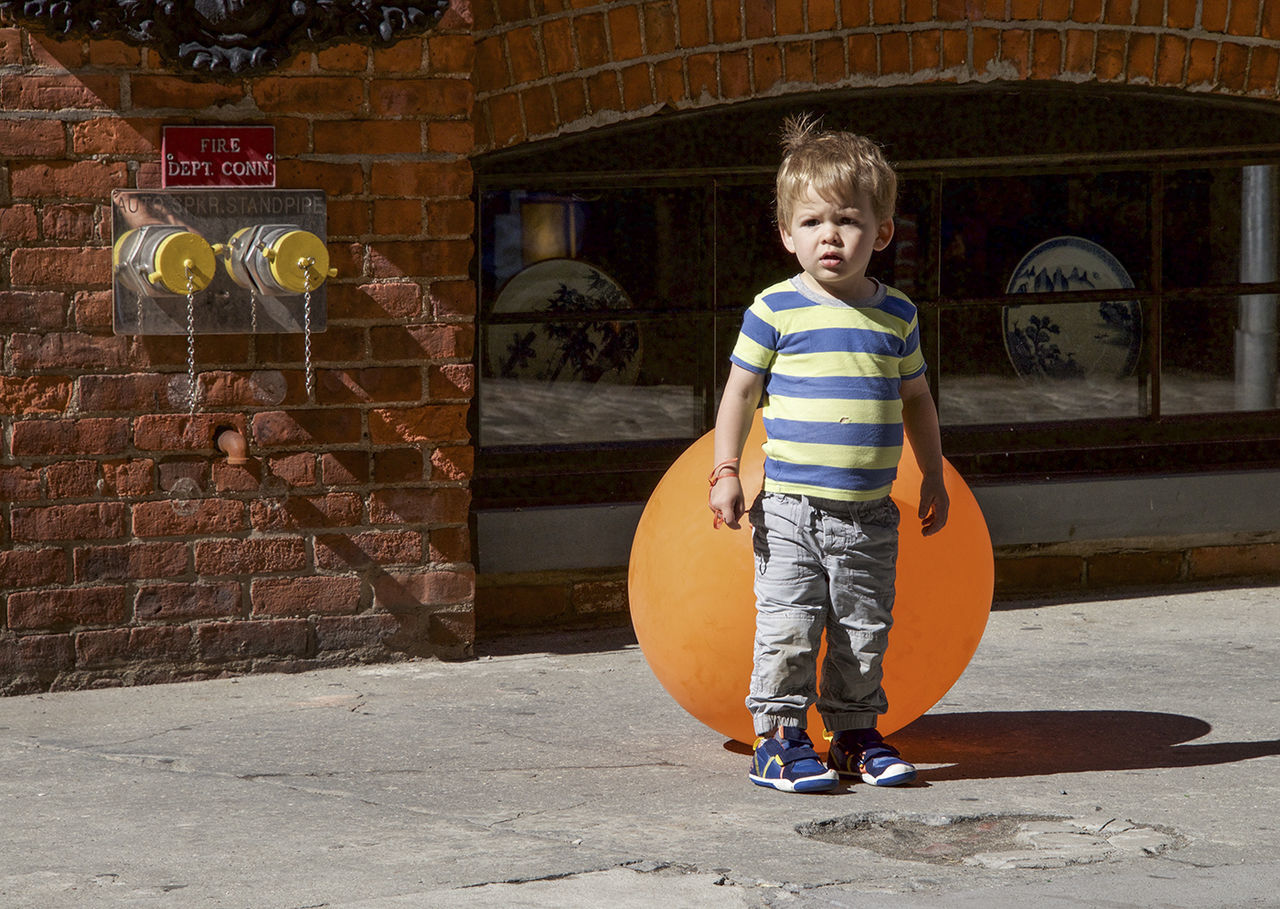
[942,172,1150,298]
[938,302,1148,425]
[1163,295,1279,415]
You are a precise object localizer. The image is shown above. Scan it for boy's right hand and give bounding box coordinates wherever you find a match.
[709,476,746,530]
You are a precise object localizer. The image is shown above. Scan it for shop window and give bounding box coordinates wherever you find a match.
[474,91,1280,507]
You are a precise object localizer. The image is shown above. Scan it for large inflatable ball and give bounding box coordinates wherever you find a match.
[629,413,993,746]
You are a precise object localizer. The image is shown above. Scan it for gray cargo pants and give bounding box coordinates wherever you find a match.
[745,490,900,736]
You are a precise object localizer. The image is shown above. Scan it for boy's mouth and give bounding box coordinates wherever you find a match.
[819,253,843,268]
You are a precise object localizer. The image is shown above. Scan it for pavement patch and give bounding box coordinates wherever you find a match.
[797,811,1185,868]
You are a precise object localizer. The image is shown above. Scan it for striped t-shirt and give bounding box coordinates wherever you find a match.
[729,276,927,502]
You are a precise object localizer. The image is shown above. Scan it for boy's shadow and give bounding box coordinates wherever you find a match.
[889,710,1280,781]
[723,710,1280,781]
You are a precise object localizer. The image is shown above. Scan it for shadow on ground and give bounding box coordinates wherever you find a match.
[885,710,1280,780]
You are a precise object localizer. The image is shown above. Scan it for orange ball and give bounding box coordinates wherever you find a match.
[628,412,993,746]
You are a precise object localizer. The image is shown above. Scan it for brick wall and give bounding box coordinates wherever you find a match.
[1,10,478,694]
[472,0,1279,150]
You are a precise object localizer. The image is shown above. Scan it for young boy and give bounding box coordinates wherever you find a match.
[709,115,949,793]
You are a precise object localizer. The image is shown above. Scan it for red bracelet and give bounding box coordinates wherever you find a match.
[708,457,740,486]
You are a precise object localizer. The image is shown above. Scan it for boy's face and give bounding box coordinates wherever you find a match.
[779,186,894,300]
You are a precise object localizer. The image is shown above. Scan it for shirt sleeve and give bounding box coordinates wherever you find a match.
[728,298,778,374]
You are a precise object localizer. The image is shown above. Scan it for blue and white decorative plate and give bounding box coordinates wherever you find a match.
[1003,236,1141,380]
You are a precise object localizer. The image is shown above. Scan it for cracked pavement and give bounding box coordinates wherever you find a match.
[1,586,1278,908]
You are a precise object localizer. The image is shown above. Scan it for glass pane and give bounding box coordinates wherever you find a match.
[942,173,1150,299]
[938,301,1149,425]
[481,315,706,447]
[1162,293,1279,414]
[1164,166,1279,289]
[478,185,712,449]
[712,179,935,314]
[479,186,711,313]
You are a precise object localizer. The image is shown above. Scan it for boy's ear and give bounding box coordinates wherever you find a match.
[873,217,895,251]
[779,223,797,254]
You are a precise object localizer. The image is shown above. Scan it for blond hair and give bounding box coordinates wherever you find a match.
[775,114,897,227]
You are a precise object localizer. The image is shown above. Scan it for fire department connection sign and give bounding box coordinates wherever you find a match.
[161,126,276,188]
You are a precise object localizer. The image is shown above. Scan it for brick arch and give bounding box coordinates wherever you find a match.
[471,0,1280,152]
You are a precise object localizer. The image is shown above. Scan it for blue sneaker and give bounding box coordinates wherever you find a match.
[827,728,916,786]
[749,727,839,793]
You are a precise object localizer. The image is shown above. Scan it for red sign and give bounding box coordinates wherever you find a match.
[161,125,276,188]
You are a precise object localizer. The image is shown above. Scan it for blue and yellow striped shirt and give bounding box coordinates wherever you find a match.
[729,276,926,501]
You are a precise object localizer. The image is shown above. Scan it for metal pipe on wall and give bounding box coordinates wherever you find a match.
[1236,165,1279,411]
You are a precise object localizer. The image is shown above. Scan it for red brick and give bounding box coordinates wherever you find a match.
[375,36,425,72]
[102,459,155,496]
[314,119,421,155]
[882,30,911,73]
[253,76,363,113]
[44,460,97,499]
[1220,41,1251,89]
[368,323,474,361]
[373,198,422,235]
[430,445,474,482]
[130,75,244,109]
[40,204,99,243]
[199,371,290,409]
[522,83,559,134]
[370,77,473,117]
[0,27,21,64]
[1202,0,1228,30]
[132,413,243,454]
[426,120,475,155]
[1127,32,1157,81]
[553,79,588,126]
[75,625,193,669]
[429,609,474,654]
[1032,30,1063,77]
[368,238,474,278]
[1189,542,1280,580]
[774,0,804,33]
[586,68,623,111]
[71,117,159,156]
[0,376,72,414]
[753,44,784,91]
[1063,29,1096,74]
[1264,0,1280,38]
[813,38,844,83]
[711,0,742,42]
[316,42,369,72]
[686,52,718,96]
[654,57,686,104]
[474,35,509,92]
[368,404,469,444]
[0,548,66,589]
[1167,0,1199,28]
[315,614,402,652]
[644,1,678,52]
[194,538,308,575]
[0,291,66,330]
[314,530,422,570]
[373,449,424,483]
[335,282,424,321]
[77,374,171,412]
[812,0,840,29]
[371,568,475,611]
[330,198,374,236]
[251,576,363,617]
[7,586,127,630]
[540,20,576,77]
[972,28,1000,72]
[429,525,470,563]
[0,119,65,156]
[994,555,1083,595]
[1187,38,1218,84]
[29,34,85,67]
[427,363,473,401]
[0,466,42,502]
[0,633,75,674]
[848,33,877,76]
[426,280,476,320]
[910,29,941,71]
[1095,29,1127,80]
[9,332,126,371]
[87,38,141,67]
[74,542,188,582]
[428,34,473,74]
[871,0,900,25]
[505,26,542,82]
[1088,551,1183,587]
[9,247,112,288]
[251,409,362,447]
[1,73,120,110]
[136,581,241,622]
[425,198,475,238]
[249,493,364,531]
[319,451,370,485]
[132,499,246,537]
[368,487,471,525]
[265,452,317,487]
[1157,34,1188,85]
[10,417,129,457]
[676,0,710,46]
[1249,45,1280,94]
[196,619,311,662]
[72,289,113,333]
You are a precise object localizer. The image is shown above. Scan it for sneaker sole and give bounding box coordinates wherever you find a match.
[749,771,838,793]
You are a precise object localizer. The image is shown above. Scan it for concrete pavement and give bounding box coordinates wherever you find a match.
[1,584,1278,908]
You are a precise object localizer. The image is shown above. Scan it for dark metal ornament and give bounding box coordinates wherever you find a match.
[2,0,451,74]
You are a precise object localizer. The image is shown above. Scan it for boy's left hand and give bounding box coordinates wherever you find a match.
[917,473,949,536]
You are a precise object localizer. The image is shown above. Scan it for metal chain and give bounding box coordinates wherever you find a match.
[302,261,314,402]
[185,264,198,413]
